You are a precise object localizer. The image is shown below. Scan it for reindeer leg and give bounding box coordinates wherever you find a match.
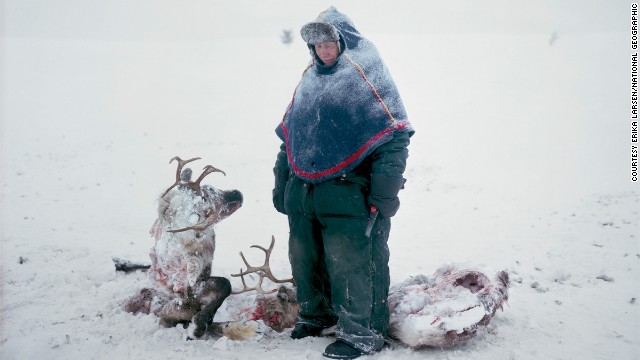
[124,287,172,317]
[158,290,201,328]
[123,288,154,314]
[190,276,231,338]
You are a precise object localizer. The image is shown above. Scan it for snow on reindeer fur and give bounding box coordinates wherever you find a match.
[388,264,509,348]
[149,188,218,293]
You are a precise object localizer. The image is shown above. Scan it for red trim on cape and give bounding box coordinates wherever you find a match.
[281,121,410,180]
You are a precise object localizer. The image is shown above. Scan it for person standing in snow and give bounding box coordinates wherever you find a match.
[272,7,414,360]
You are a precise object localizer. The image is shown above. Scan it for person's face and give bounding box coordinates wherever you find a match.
[314,41,339,66]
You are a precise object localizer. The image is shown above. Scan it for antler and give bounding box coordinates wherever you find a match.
[161,157,226,197]
[231,236,294,294]
[162,156,201,197]
[182,165,226,194]
[166,206,223,234]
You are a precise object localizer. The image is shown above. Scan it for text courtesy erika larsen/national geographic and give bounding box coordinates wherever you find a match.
[631,4,638,182]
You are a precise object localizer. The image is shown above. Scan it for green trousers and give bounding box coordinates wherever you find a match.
[285,174,391,354]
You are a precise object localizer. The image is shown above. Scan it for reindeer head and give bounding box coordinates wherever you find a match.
[149,156,243,293]
[157,157,242,233]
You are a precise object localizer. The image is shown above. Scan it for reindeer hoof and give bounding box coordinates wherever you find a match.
[192,327,206,338]
[186,320,207,339]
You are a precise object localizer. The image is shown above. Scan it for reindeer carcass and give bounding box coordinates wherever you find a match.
[387,264,509,348]
[224,236,298,333]
[123,156,243,338]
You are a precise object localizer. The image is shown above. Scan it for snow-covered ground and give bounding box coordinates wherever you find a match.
[1,1,638,359]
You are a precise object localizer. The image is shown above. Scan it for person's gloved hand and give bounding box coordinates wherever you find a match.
[272,143,289,215]
[368,174,405,218]
[273,187,286,214]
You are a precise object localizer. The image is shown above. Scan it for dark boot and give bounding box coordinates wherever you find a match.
[290,323,324,339]
[323,340,363,359]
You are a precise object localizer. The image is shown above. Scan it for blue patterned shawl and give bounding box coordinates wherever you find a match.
[276,7,413,183]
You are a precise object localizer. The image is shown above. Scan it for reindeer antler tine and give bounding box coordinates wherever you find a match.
[240,273,250,288]
[162,156,201,197]
[248,236,275,256]
[169,156,201,164]
[174,157,201,181]
[249,245,269,253]
[268,235,276,252]
[238,251,252,269]
[205,165,226,177]
[183,165,226,194]
[230,236,295,294]
[166,206,222,233]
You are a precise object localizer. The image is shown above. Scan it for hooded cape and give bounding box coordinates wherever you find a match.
[276,7,413,183]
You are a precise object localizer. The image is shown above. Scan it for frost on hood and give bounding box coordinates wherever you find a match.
[300,22,340,44]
